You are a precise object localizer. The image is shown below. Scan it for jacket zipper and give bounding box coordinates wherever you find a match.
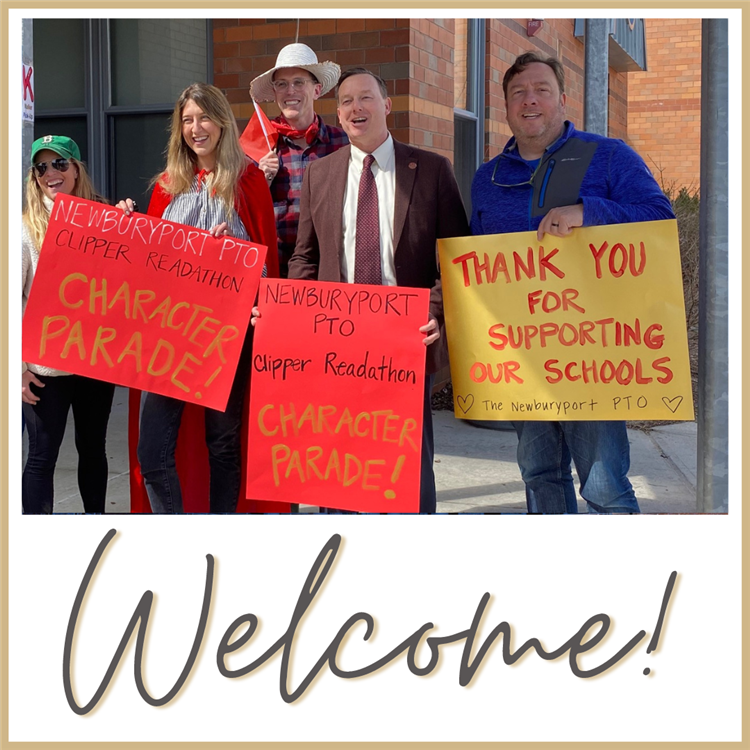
[538,158,556,209]
[525,157,545,228]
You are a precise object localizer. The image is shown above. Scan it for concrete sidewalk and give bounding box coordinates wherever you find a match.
[431,412,698,513]
[32,386,699,514]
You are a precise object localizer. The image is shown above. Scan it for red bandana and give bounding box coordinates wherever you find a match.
[274,115,320,145]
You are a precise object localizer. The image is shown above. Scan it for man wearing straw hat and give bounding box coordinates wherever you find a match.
[248,43,349,278]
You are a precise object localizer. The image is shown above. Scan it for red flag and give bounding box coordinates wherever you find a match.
[240,102,279,163]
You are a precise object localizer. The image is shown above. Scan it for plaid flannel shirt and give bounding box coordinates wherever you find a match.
[269,115,349,277]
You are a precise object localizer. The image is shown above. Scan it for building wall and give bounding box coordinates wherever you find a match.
[212,18,457,163]
[130,19,207,105]
[484,19,629,160]
[212,18,633,167]
[627,19,701,191]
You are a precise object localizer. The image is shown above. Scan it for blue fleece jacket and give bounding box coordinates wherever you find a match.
[470,121,675,235]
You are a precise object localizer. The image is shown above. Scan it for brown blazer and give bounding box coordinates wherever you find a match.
[288,139,470,373]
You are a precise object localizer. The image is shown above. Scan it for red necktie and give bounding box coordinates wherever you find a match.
[354,154,382,285]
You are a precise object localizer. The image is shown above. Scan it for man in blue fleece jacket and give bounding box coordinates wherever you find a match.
[470,51,675,514]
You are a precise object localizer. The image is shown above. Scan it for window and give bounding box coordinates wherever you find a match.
[453,19,485,216]
[33,19,211,209]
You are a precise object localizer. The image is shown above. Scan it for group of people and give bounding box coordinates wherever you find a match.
[21,44,674,515]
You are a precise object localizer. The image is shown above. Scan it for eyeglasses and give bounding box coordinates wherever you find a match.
[33,158,71,177]
[271,78,315,92]
[491,154,553,188]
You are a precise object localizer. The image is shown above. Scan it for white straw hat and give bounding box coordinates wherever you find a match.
[250,43,341,102]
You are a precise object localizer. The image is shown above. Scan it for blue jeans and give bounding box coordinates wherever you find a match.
[23,374,115,514]
[321,374,436,514]
[513,420,640,514]
[137,335,252,514]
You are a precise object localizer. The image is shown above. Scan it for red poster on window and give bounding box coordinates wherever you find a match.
[22,194,267,411]
[246,278,429,512]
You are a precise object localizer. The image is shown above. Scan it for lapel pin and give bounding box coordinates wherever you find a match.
[409,162,417,169]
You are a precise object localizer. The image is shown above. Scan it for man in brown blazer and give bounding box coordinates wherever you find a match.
[287,67,470,513]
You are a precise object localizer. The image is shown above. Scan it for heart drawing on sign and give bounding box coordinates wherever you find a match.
[662,396,684,413]
[456,394,474,414]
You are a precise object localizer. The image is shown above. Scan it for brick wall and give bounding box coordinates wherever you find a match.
[484,19,629,159]
[212,18,670,175]
[404,19,455,159]
[608,74,629,141]
[627,19,701,190]
[212,18,456,163]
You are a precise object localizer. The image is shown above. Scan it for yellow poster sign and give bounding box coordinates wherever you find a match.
[438,219,693,421]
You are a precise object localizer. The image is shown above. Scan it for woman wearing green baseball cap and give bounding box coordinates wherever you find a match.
[22,135,115,514]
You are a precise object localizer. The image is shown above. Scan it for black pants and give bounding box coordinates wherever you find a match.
[22,374,115,514]
[137,331,253,514]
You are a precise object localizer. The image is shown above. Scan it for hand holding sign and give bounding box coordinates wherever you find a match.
[536,203,584,239]
[115,198,138,216]
[419,315,440,345]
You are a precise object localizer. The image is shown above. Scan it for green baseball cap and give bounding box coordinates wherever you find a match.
[31,135,81,164]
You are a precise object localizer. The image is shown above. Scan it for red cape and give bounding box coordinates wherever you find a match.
[129,162,289,513]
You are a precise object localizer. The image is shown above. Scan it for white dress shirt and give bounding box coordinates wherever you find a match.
[341,134,397,285]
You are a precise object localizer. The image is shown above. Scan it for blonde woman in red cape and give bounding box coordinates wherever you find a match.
[119,83,287,514]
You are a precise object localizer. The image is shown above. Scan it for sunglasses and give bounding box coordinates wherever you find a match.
[33,158,71,177]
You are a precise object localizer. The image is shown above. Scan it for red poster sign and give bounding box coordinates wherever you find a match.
[246,279,429,512]
[22,194,267,411]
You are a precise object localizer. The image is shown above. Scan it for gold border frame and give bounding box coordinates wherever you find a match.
[1,3,744,748]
